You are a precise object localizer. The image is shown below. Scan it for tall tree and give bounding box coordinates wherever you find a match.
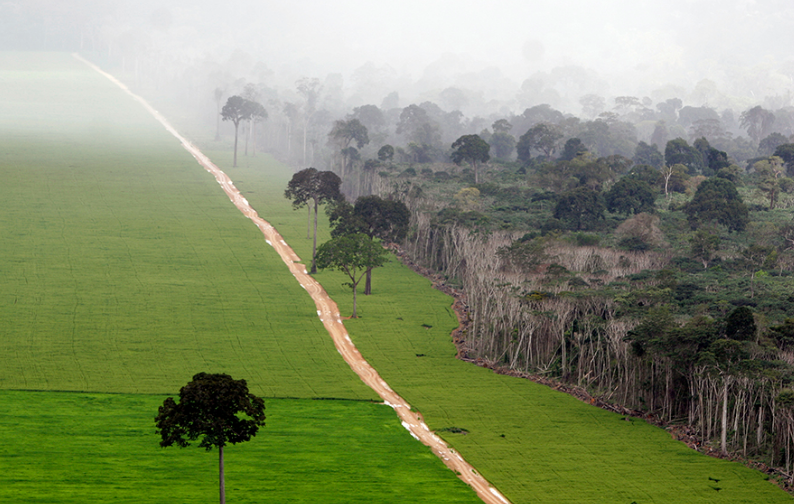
[284,168,342,273]
[155,372,266,504]
[740,105,775,144]
[296,77,322,166]
[329,195,410,294]
[605,177,656,216]
[328,118,369,178]
[665,138,703,174]
[450,134,490,183]
[221,95,252,167]
[553,186,605,230]
[315,233,389,318]
[517,123,563,161]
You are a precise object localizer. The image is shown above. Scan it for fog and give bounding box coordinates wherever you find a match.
[3,0,793,116]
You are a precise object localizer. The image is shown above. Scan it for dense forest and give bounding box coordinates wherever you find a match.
[261,95,794,478]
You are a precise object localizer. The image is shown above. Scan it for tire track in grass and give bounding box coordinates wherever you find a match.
[75,53,511,504]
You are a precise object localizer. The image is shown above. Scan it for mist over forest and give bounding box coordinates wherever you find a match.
[3,0,793,118]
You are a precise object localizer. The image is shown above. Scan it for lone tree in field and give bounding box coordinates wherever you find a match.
[284,168,342,273]
[451,134,490,183]
[221,95,253,167]
[155,372,265,504]
[315,233,389,318]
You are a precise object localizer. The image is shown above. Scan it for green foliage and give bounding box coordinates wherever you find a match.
[684,177,749,232]
[451,134,490,183]
[156,372,266,451]
[665,138,703,174]
[488,131,516,160]
[633,141,665,168]
[315,233,389,317]
[377,144,395,162]
[605,177,656,215]
[517,122,563,161]
[553,186,606,230]
[559,137,588,161]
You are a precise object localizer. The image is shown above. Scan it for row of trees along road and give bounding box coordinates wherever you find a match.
[285,169,409,317]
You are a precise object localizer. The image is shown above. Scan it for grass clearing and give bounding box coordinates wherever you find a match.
[0,52,371,399]
[0,390,480,504]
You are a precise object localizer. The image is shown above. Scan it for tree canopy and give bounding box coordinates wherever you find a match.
[450,134,490,183]
[285,168,342,273]
[605,177,656,216]
[684,177,748,232]
[155,372,265,504]
[315,233,389,318]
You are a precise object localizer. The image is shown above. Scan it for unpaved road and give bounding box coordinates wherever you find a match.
[76,53,511,504]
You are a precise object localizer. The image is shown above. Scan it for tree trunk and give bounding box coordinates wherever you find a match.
[721,378,729,454]
[233,122,239,167]
[245,120,250,156]
[352,282,358,318]
[364,268,372,295]
[219,444,225,504]
[307,203,312,239]
[311,198,318,274]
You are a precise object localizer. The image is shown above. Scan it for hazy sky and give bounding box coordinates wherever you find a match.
[106,0,794,109]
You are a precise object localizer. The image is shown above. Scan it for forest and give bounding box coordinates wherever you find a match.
[250,91,794,478]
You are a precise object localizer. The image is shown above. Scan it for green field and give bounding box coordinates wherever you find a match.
[0,52,480,504]
[0,391,479,504]
[0,52,372,399]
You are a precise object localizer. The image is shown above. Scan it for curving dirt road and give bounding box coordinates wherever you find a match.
[75,53,511,504]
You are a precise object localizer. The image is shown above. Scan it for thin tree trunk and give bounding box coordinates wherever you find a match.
[245,120,250,156]
[311,198,318,274]
[352,283,358,318]
[233,122,239,167]
[722,378,729,454]
[219,444,225,504]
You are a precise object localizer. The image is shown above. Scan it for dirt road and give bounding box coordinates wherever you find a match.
[76,53,511,504]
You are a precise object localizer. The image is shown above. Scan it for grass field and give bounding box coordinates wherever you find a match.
[0,390,480,504]
[0,52,483,504]
[0,52,372,399]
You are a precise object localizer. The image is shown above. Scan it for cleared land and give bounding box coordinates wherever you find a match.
[0,52,371,398]
[0,52,480,504]
[0,391,479,504]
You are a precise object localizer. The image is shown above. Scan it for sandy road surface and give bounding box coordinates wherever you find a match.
[75,53,511,504]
